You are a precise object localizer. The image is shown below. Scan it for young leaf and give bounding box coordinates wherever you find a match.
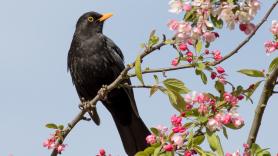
[150,85,159,96]
[153,146,162,156]
[192,135,205,145]
[135,151,148,156]
[215,81,225,95]
[223,127,228,139]
[210,15,223,29]
[144,147,155,155]
[163,78,190,94]
[238,69,265,77]
[45,123,58,129]
[251,143,261,155]
[153,75,159,84]
[206,132,224,156]
[196,39,202,53]
[58,125,64,130]
[150,127,159,136]
[268,57,278,73]
[193,145,207,156]
[135,55,145,85]
[246,80,263,101]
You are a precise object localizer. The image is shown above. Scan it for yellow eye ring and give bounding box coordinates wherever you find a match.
[88,16,94,22]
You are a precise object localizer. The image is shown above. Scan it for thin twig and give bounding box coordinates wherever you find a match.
[50,36,167,156]
[247,65,278,146]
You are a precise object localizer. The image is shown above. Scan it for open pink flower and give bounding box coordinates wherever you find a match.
[146,134,157,144]
[271,20,278,35]
[264,40,277,54]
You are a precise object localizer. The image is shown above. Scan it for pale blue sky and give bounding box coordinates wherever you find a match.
[0,0,277,155]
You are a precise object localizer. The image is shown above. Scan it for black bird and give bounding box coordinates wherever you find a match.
[67,11,150,156]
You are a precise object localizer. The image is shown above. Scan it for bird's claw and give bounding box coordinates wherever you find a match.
[98,85,108,101]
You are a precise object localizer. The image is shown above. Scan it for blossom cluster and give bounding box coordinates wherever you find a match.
[207,108,244,132]
[168,0,260,46]
[264,20,278,54]
[43,130,66,154]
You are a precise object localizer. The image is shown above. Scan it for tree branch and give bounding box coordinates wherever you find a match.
[129,0,278,77]
[50,36,167,156]
[247,65,278,146]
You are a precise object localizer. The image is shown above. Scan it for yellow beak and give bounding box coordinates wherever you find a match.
[99,13,113,22]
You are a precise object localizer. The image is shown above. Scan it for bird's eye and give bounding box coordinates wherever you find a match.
[87,16,94,22]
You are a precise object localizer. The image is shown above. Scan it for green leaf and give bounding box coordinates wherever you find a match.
[193,145,207,156]
[238,69,265,78]
[225,123,244,129]
[150,85,159,96]
[215,81,225,95]
[58,125,64,130]
[268,57,278,73]
[196,63,206,71]
[223,127,228,139]
[135,55,145,85]
[45,123,58,129]
[200,71,208,85]
[135,151,148,156]
[206,132,224,156]
[163,89,185,112]
[150,127,159,136]
[153,146,162,156]
[197,116,208,123]
[256,148,271,156]
[192,135,205,145]
[184,8,196,22]
[196,39,202,53]
[210,15,223,29]
[246,80,263,101]
[251,143,261,155]
[163,78,190,94]
[144,147,155,155]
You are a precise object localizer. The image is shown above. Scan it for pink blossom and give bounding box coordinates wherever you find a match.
[183,4,192,11]
[271,20,278,35]
[169,0,184,14]
[56,144,66,153]
[240,23,256,35]
[216,66,225,74]
[146,134,157,144]
[232,117,244,128]
[168,19,179,31]
[211,72,217,80]
[171,114,182,126]
[243,143,249,149]
[156,125,168,134]
[179,43,188,51]
[99,149,106,156]
[207,118,221,132]
[163,144,174,151]
[171,58,179,66]
[172,125,186,133]
[264,40,277,54]
[198,103,208,114]
[184,150,193,156]
[203,32,217,43]
[43,137,56,149]
[213,50,222,61]
[171,135,183,148]
[221,113,231,124]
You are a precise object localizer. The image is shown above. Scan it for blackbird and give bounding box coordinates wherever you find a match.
[67,11,150,156]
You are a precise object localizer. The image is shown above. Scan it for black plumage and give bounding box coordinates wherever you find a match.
[67,11,150,156]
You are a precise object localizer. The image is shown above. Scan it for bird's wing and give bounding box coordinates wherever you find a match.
[103,36,140,117]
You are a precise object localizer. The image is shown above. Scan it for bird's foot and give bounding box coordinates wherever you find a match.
[98,85,108,101]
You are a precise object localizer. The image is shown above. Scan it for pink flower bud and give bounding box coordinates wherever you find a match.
[211,72,217,80]
[179,44,188,51]
[171,58,179,66]
[216,66,225,74]
[99,149,106,156]
[146,134,156,144]
[163,144,174,151]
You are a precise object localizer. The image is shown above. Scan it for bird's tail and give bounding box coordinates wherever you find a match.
[112,113,150,156]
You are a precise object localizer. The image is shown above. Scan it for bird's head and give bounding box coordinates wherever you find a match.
[75,11,113,35]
